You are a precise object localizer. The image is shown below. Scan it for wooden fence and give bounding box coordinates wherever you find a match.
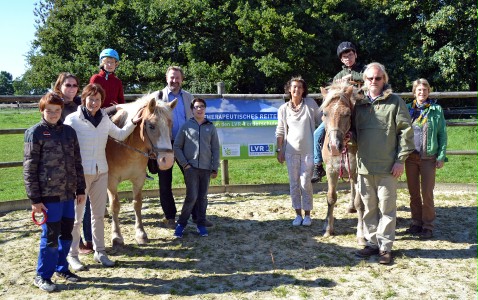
[1,88,477,185]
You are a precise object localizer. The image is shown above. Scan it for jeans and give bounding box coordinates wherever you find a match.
[313,123,326,164]
[158,142,199,220]
[37,199,75,279]
[82,196,92,242]
[177,168,211,227]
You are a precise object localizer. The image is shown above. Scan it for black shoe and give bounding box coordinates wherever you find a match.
[418,229,433,239]
[311,164,326,183]
[405,225,422,235]
[56,271,81,282]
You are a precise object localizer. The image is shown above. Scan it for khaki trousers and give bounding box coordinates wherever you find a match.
[358,174,398,252]
[405,152,437,230]
[69,172,108,256]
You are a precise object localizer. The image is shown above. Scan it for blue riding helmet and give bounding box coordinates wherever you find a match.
[99,48,120,65]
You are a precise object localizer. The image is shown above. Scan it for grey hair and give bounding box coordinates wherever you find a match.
[363,62,389,84]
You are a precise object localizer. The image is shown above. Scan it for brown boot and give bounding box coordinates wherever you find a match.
[379,251,392,264]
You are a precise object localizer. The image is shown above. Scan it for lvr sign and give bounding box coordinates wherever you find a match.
[248,144,274,156]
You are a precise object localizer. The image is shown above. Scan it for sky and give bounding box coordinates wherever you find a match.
[0,1,36,79]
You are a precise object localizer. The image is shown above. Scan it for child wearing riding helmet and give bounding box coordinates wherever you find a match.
[90,48,125,108]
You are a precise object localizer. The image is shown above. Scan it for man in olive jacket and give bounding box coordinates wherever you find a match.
[353,62,414,265]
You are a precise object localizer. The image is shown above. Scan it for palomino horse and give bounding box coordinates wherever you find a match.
[320,83,366,245]
[106,91,176,247]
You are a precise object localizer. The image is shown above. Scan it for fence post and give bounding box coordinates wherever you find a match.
[217,82,229,185]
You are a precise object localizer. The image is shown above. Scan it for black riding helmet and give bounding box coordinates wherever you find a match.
[337,41,357,57]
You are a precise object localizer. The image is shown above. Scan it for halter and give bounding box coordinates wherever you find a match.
[108,110,173,159]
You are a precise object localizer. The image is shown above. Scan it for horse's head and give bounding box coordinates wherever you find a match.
[138,91,177,170]
[320,83,363,156]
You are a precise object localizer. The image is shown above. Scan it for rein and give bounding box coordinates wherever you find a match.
[338,132,352,182]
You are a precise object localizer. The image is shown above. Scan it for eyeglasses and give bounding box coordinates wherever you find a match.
[366,76,383,82]
[193,105,206,110]
[64,83,78,88]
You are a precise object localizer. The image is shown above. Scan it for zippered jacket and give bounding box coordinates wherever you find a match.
[406,100,447,161]
[23,119,86,204]
[173,118,220,172]
[354,85,415,175]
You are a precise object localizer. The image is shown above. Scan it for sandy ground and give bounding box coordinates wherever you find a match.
[0,187,476,300]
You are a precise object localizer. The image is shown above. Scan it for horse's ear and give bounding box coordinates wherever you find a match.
[345,85,354,100]
[320,87,328,98]
[169,98,178,109]
[147,98,156,112]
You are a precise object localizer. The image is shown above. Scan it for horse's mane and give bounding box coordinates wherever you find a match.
[111,92,165,127]
[320,82,360,111]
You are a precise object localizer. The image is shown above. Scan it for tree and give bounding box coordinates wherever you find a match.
[0,71,14,95]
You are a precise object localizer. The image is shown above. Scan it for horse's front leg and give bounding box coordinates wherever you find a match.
[108,186,124,248]
[132,179,148,245]
[353,180,366,246]
[323,173,338,237]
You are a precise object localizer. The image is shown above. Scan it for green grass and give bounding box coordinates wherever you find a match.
[0,108,476,201]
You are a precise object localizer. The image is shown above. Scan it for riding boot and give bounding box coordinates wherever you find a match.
[311,163,326,183]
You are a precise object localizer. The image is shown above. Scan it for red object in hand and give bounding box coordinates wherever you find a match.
[32,209,47,226]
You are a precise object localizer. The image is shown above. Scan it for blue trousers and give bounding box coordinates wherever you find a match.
[313,122,326,164]
[36,199,75,279]
[82,196,92,242]
[177,168,210,227]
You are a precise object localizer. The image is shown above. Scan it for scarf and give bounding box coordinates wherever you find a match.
[409,99,431,127]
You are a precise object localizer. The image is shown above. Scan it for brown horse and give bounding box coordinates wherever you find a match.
[320,83,365,245]
[106,91,176,247]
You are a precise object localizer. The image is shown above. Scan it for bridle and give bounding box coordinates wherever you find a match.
[108,112,173,159]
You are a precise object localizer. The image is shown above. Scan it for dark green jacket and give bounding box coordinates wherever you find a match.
[354,85,415,175]
[333,63,365,84]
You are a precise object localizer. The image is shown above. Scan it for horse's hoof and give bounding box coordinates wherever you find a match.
[357,237,366,246]
[136,237,149,245]
[112,237,124,248]
[348,207,357,213]
[323,231,334,238]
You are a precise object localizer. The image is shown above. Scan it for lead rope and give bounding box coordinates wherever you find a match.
[338,132,352,182]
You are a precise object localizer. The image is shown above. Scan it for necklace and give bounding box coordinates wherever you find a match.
[289,99,303,112]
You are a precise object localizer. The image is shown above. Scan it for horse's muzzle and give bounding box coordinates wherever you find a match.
[157,151,174,170]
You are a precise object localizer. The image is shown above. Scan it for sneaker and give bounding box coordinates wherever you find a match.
[145,173,154,181]
[192,218,214,227]
[33,276,56,292]
[405,225,422,235]
[94,251,115,267]
[418,229,433,239]
[174,224,185,238]
[311,163,327,183]
[79,241,94,255]
[55,271,81,282]
[379,251,392,264]
[292,215,303,226]
[197,225,208,237]
[67,255,87,271]
[355,246,380,258]
[162,218,176,229]
[302,216,312,226]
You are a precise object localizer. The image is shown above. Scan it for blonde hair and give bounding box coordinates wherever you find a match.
[412,78,432,94]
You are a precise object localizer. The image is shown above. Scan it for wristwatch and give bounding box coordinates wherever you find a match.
[276,148,281,153]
